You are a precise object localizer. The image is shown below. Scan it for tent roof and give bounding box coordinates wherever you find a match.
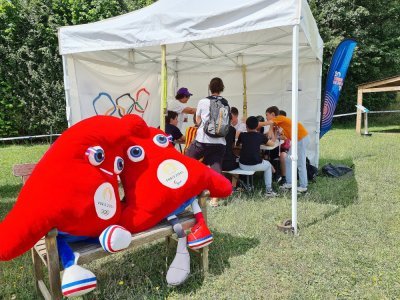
[58,0,323,61]
[357,75,400,90]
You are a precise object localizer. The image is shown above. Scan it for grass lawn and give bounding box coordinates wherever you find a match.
[1,123,399,299]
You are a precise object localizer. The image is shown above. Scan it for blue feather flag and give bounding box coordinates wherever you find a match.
[320,39,357,138]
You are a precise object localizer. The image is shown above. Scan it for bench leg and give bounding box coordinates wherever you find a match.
[45,231,62,300]
[31,249,45,299]
[200,246,209,274]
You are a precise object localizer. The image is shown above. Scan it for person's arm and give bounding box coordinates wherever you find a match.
[258,120,274,127]
[236,132,242,146]
[177,135,185,143]
[235,130,241,139]
[195,115,201,125]
[267,126,277,143]
[182,107,196,114]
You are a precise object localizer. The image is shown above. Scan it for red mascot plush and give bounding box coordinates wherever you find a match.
[119,115,232,286]
[0,116,138,297]
[0,114,232,297]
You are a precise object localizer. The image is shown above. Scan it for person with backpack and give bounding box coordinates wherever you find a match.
[186,77,230,169]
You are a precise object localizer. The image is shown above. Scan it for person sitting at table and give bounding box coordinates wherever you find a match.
[183,115,199,154]
[222,125,240,193]
[165,110,185,145]
[256,115,266,134]
[262,110,290,185]
[231,107,247,138]
[237,116,277,197]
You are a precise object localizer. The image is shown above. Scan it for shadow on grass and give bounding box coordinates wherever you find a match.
[299,158,358,229]
[0,184,21,199]
[0,202,14,218]
[90,231,259,299]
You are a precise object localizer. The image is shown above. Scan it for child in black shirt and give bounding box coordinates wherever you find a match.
[237,116,277,197]
[165,111,185,144]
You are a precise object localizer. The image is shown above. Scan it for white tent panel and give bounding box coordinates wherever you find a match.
[59,0,311,54]
[177,60,321,166]
[60,0,323,167]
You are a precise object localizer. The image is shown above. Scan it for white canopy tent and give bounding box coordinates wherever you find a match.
[59,0,323,234]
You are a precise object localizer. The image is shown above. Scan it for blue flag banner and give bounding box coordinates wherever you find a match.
[320,39,357,138]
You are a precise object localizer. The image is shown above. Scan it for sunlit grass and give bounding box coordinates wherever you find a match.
[1,122,399,299]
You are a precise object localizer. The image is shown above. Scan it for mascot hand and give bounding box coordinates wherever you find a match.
[99,225,132,253]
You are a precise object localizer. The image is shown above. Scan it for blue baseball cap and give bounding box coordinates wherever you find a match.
[176,87,193,97]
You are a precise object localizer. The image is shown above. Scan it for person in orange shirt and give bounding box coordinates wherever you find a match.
[259,106,310,192]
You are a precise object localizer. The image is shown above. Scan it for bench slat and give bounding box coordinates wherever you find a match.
[223,168,255,175]
[33,212,196,266]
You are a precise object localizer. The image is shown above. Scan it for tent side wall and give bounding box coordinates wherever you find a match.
[177,60,322,167]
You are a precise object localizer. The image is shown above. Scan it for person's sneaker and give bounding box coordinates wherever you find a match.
[187,221,213,250]
[266,190,277,197]
[280,183,292,190]
[297,187,308,193]
[278,177,287,186]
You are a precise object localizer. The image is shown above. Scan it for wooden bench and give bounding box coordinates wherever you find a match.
[223,168,256,192]
[13,163,210,300]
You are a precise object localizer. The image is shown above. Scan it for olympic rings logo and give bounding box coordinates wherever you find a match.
[93,87,150,117]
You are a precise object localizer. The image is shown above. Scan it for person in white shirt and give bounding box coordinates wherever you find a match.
[186,78,230,207]
[230,107,247,138]
[186,78,228,174]
[167,87,196,130]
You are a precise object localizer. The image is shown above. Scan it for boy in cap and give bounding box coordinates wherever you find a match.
[167,87,196,130]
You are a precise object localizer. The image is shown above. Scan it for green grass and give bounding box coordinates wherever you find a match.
[1,123,400,299]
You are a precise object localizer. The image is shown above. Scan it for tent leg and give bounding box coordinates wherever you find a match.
[242,64,248,119]
[160,45,168,131]
[291,24,299,235]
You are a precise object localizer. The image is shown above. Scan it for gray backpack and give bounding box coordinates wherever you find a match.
[204,96,231,138]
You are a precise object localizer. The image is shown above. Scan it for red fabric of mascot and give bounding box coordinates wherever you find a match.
[0,116,139,297]
[119,115,232,233]
[119,115,232,286]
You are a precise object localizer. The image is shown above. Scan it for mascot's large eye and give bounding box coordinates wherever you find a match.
[114,156,124,174]
[86,146,105,166]
[153,134,169,148]
[127,146,145,162]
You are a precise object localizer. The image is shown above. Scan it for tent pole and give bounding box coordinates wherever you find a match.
[242,64,248,119]
[160,45,167,131]
[291,24,299,235]
[62,55,72,127]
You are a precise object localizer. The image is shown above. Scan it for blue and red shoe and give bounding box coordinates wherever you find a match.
[187,221,213,250]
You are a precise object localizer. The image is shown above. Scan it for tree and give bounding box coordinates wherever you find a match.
[0,0,154,137]
[310,0,400,113]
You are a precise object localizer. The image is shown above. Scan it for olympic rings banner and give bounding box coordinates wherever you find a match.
[320,39,357,138]
[72,58,164,127]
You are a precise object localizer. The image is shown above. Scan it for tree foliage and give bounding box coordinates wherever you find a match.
[0,0,399,137]
[0,0,154,137]
[309,0,400,113]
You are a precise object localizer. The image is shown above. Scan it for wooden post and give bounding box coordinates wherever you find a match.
[160,45,168,131]
[31,249,45,297]
[356,88,363,133]
[45,229,62,300]
[242,64,248,119]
